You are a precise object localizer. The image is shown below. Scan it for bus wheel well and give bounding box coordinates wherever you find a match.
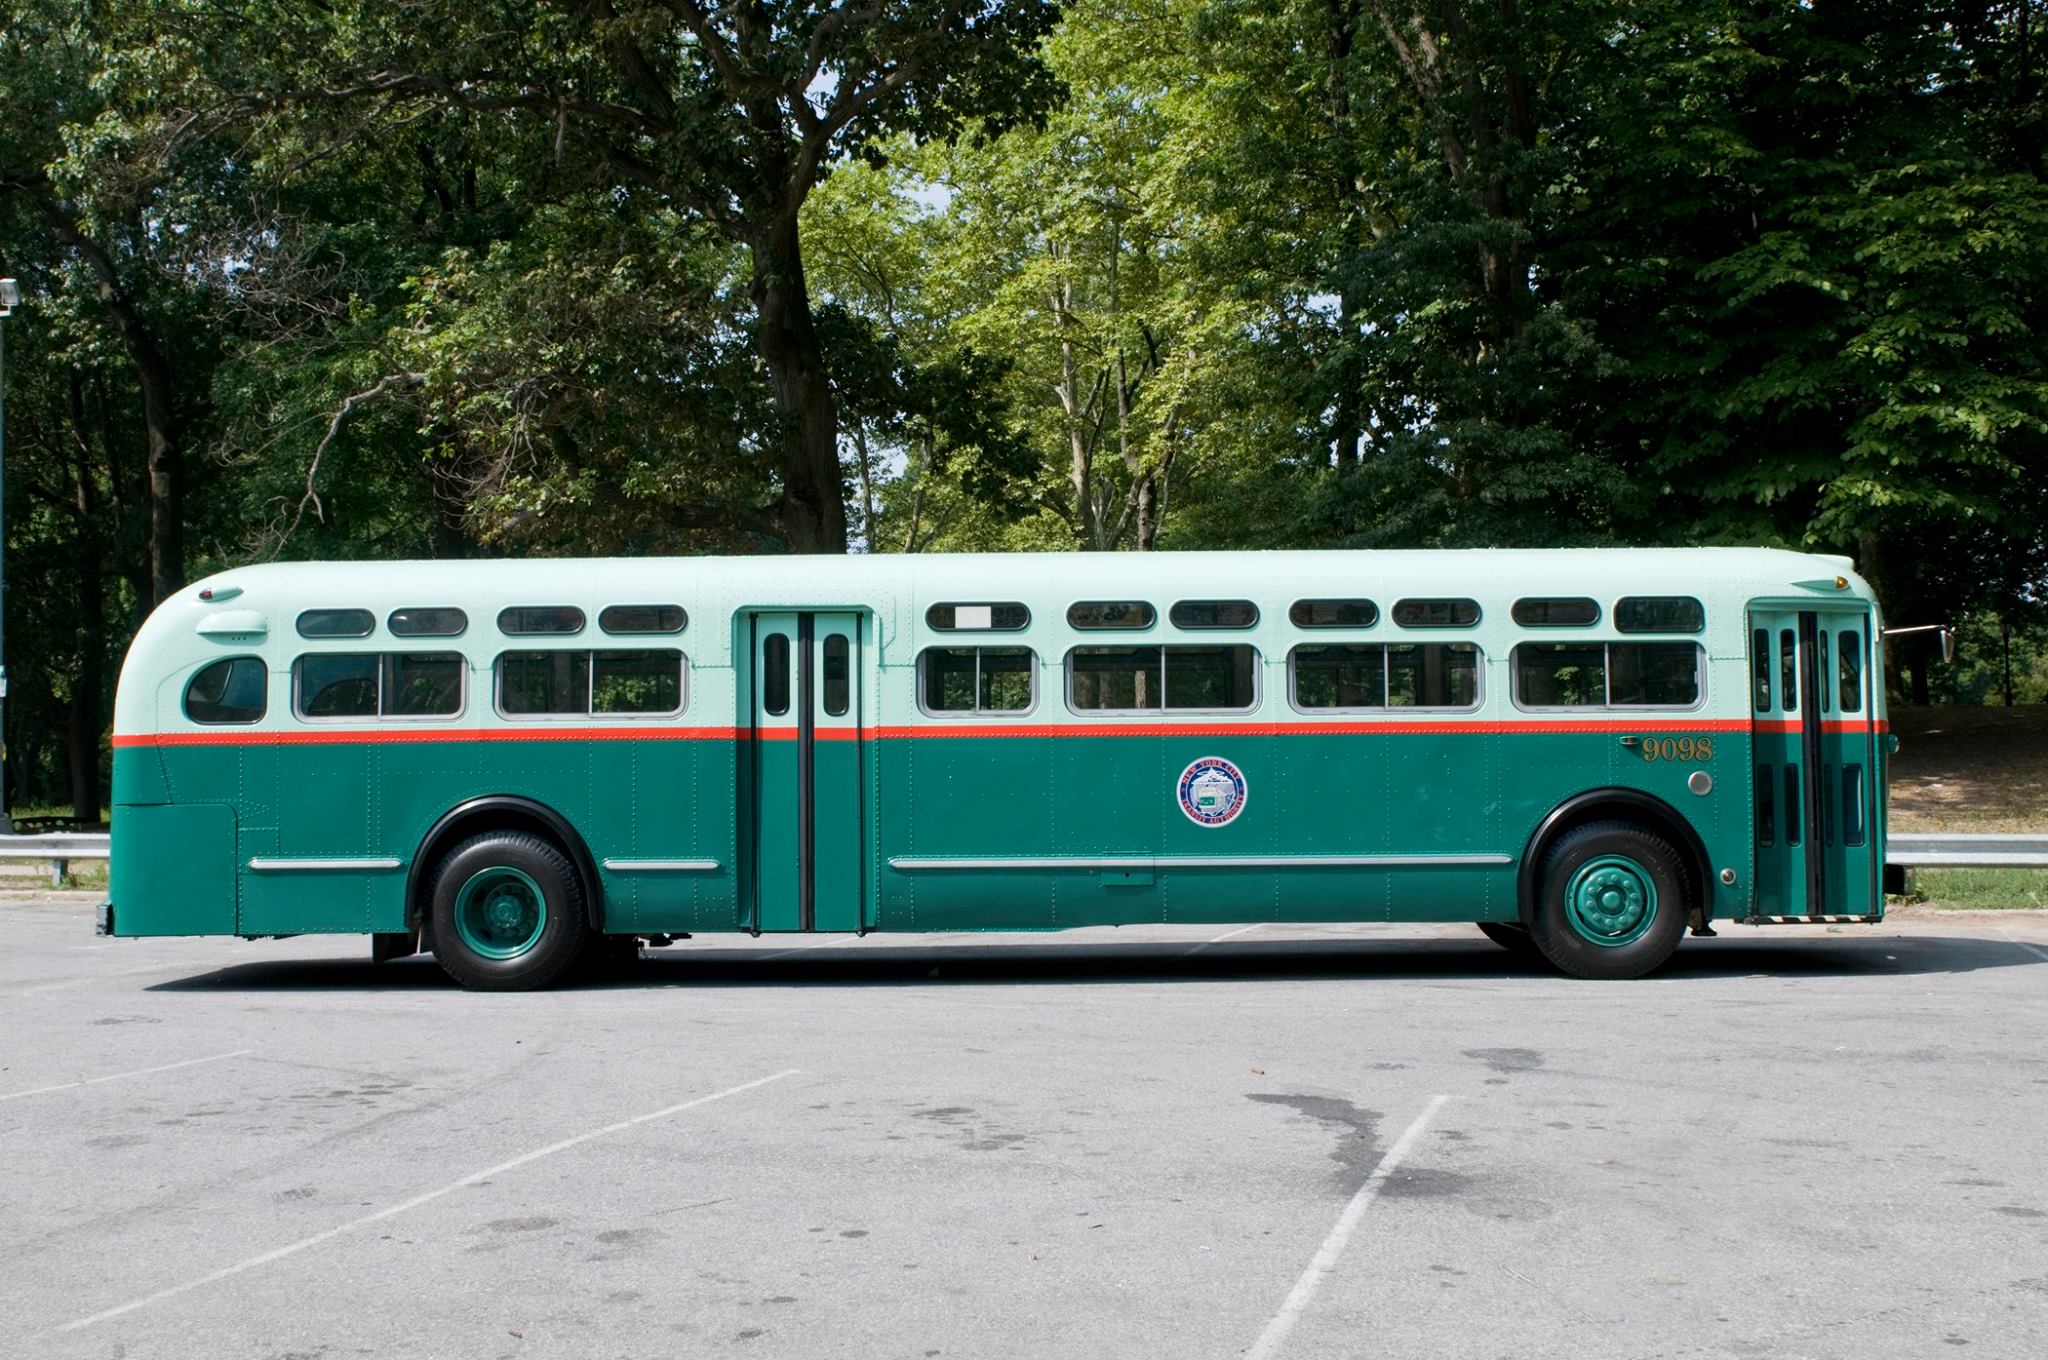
[1518,790,1711,931]
[408,797,604,934]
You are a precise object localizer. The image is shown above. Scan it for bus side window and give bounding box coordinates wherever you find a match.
[498,652,590,715]
[297,654,378,718]
[594,651,684,715]
[185,657,268,724]
[919,647,1034,715]
[1386,643,1479,708]
[384,653,464,716]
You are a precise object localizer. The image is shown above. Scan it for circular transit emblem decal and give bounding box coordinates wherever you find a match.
[1178,756,1248,828]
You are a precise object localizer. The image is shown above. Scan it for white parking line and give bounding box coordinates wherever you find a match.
[0,1050,251,1104]
[1181,923,1262,957]
[1245,1093,1452,1360]
[50,1068,803,1335]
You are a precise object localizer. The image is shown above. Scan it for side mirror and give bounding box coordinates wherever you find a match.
[1940,627,1956,665]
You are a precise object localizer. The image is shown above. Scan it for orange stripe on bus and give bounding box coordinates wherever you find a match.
[114,726,740,749]
[112,715,1887,748]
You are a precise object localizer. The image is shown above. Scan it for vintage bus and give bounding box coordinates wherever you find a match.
[103,549,1890,988]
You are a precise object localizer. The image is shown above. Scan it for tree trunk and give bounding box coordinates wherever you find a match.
[67,373,107,821]
[747,213,846,553]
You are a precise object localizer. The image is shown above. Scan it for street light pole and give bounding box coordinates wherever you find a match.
[0,277,17,834]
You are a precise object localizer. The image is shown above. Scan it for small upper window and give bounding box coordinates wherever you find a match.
[599,605,686,635]
[1392,598,1479,629]
[1511,598,1599,628]
[297,608,374,639]
[185,657,267,724]
[1068,601,1156,630]
[1289,599,1379,629]
[499,605,586,636]
[1614,596,1704,633]
[389,607,467,638]
[1170,600,1259,630]
[927,603,1029,631]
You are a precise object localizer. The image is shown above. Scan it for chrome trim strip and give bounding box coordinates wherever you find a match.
[247,857,403,872]
[602,858,722,872]
[887,854,1512,872]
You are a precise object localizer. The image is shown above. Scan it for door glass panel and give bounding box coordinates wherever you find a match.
[1757,764,1775,846]
[1817,632,1831,714]
[1752,629,1771,711]
[762,634,790,716]
[1780,629,1798,712]
[1843,765,1866,846]
[822,635,850,717]
[1839,630,1862,712]
[1784,765,1802,846]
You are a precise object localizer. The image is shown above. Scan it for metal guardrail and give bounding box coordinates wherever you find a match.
[0,832,111,888]
[1886,833,2048,869]
[0,832,2040,891]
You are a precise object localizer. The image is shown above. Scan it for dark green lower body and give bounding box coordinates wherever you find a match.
[109,726,1803,939]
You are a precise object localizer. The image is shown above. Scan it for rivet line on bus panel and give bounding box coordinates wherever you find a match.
[1244,1093,1453,1360]
[48,1068,804,1336]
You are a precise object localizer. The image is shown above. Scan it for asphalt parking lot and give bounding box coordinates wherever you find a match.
[4,897,2048,1360]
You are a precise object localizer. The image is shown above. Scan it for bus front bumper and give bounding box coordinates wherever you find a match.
[96,900,113,936]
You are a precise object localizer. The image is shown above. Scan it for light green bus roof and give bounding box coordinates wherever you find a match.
[117,548,1877,732]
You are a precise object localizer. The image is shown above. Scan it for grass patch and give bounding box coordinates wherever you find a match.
[1903,867,2048,911]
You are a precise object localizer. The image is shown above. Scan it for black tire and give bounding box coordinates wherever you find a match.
[427,831,590,991]
[1527,820,1688,981]
[1476,921,1539,955]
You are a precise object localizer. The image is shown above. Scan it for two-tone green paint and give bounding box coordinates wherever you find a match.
[106,549,1888,943]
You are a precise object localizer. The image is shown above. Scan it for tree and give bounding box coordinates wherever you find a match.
[226,0,1063,552]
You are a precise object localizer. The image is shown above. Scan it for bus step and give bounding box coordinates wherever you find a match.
[1741,914,1884,926]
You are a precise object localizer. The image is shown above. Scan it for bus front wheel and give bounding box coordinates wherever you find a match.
[1528,821,1687,980]
[427,832,590,991]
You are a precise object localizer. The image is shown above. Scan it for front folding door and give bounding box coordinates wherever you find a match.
[747,612,865,932]
[1748,607,1878,918]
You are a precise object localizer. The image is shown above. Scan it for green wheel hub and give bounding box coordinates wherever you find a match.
[453,866,548,960]
[1563,855,1658,948]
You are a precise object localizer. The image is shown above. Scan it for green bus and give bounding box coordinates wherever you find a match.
[104,548,1891,988]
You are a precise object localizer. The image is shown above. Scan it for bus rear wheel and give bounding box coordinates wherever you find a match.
[427,832,589,991]
[1528,821,1687,981]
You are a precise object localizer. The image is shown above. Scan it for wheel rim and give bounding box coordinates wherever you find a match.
[453,866,548,960]
[1563,856,1658,948]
